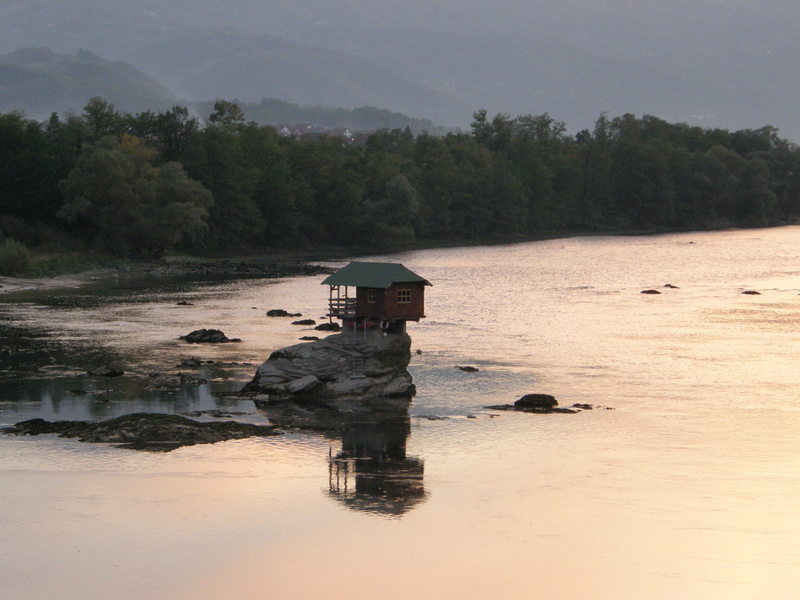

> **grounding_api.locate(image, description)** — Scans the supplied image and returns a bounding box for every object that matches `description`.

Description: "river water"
[2,228,800,599]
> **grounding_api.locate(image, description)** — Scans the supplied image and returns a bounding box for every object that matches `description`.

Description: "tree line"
[2,98,799,263]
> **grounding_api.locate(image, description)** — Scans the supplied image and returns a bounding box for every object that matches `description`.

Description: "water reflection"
[327,415,426,517]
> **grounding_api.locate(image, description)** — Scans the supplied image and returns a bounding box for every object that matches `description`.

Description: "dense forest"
[1,98,799,272]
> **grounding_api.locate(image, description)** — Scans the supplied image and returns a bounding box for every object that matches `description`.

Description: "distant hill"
[0,48,176,118]
[0,2,458,125]
[194,98,452,135]
[137,29,455,125]
[0,46,451,134]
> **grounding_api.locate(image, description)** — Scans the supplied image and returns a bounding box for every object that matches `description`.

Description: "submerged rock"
[485,393,570,414]
[86,365,124,377]
[742,290,761,295]
[3,413,280,451]
[244,331,415,412]
[177,357,203,368]
[180,329,241,343]
[182,409,250,418]
[456,365,479,372]
[291,319,316,326]
[147,371,207,389]
[267,309,302,317]
[640,289,661,295]
[314,322,341,331]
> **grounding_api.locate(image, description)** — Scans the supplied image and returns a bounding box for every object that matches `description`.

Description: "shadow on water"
[327,414,426,517]
[0,320,127,376]
[257,402,427,517]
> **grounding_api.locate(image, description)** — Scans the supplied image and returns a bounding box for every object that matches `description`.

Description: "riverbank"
[0,253,337,296]
[0,270,116,295]
[0,221,782,297]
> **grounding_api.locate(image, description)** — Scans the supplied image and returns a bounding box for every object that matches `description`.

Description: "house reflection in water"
[328,416,426,516]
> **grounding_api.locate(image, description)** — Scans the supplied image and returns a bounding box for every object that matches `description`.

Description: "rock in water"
[266,309,302,317]
[3,413,279,451]
[243,332,415,410]
[179,329,241,343]
[514,393,558,411]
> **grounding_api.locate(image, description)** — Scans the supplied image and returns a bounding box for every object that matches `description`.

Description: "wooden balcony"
[328,297,357,318]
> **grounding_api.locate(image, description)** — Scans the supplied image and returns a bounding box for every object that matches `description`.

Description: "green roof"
[321,261,431,288]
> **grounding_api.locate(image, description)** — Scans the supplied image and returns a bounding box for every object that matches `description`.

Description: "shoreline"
[0,270,119,295]
[1,223,790,297]
[0,255,337,297]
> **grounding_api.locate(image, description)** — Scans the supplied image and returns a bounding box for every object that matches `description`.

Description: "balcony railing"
[328,297,357,318]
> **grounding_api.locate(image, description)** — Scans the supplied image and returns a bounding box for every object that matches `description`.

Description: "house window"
[397,289,412,304]
[367,289,376,303]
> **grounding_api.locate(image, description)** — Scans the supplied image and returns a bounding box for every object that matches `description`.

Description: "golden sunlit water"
[3,227,800,599]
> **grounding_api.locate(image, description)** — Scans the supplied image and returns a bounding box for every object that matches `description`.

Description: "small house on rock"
[322,261,431,333]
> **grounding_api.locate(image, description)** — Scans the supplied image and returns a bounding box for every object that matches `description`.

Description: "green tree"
[59,135,213,258]
[208,100,246,130]
[81,97,126,140]
[361,174,420,248]
[734,158,776,226]
[182,125,264,249]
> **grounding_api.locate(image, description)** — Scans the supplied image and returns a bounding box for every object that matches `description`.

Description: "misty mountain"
[133,29,456,123]
[0,48,176,118]
[195,99,448,134]
[0,3,457,123]
[2,0,800,138]
[0,46,449,133]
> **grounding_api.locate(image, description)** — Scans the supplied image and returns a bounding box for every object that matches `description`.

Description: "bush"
[0,239,32,276]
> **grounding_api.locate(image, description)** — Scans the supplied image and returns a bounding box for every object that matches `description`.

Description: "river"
[2,227,800,599]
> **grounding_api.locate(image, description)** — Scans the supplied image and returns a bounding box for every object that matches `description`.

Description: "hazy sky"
[3,0,800,138]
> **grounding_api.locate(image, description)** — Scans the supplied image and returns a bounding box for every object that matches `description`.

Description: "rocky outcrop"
[243,331,415,412]
[3,413,280,451]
